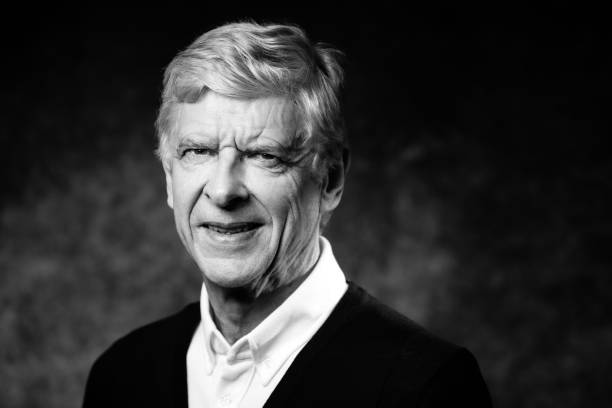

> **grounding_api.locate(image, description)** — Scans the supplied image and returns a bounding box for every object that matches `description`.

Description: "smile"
[201,222,262,236]
[197,222,263,248]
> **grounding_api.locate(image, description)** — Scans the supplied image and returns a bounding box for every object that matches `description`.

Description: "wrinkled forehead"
[173,92,299,147]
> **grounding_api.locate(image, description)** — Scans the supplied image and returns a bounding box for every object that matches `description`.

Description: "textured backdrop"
[1,8,610,407]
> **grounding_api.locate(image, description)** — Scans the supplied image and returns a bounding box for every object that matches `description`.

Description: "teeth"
[207,225,254,234]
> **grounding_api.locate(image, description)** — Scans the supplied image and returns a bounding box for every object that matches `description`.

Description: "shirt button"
[219,394,232,406]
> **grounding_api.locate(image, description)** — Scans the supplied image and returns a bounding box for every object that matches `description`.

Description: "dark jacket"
[83,283,492,407]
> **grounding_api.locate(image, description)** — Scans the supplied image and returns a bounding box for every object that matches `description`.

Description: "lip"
[197,221,264,246]
[201,221,263,232]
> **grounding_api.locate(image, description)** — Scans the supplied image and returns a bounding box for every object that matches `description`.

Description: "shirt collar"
[199,236,347,385]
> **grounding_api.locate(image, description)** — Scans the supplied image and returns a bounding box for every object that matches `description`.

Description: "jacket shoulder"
[99,302,199,362]
[341,285,492,407]
[274,283,492,407]
[341,283,460,358]
[82,302,200,408]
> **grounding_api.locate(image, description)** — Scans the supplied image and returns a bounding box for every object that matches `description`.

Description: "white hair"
[155,21,346,177]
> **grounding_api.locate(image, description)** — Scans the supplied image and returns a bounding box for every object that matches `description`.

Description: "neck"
[204,240,321,344]
[205,273,308,344]
[205,241,321,344]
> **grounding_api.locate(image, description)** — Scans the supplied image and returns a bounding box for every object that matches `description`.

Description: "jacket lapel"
[154,303,201,408]
[263,283,362,408]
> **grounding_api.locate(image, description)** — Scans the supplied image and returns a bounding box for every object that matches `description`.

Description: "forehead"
[175,92,297,145]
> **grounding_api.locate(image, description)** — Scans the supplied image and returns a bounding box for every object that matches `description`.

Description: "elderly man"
[83,22,492,407]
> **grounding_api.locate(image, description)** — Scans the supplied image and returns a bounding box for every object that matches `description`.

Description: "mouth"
[201,222,263,235]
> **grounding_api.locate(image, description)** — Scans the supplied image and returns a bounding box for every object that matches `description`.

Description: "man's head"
[156,22,348,297]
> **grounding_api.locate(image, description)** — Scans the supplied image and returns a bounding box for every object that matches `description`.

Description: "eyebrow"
[175,128,305,156]
[174,136,216,155]
[175,131,217,145]
[245,139,286,150]
[245,138,308,159]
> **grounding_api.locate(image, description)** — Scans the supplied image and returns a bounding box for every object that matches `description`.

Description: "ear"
[162,160,174,209]
[320,148,350,215]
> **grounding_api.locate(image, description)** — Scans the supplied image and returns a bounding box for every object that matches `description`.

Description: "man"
[83,21,492,407]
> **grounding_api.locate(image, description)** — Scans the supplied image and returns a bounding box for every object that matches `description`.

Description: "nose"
[204,148,249,208]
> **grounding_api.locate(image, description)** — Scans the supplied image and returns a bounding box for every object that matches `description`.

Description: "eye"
[246,151,282,166]
[178,147,218,165]
[255,152,277,161]
[182,148,216,158]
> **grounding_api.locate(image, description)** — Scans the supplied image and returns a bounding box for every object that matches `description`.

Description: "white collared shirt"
[187,236,348,408]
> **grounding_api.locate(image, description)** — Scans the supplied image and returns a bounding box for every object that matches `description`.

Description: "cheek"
[171,168,205,218]
[272,175,321,231]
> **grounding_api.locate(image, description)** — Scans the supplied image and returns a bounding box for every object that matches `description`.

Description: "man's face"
[164,91,326,295]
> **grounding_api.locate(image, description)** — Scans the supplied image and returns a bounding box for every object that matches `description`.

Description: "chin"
[198,258,268,290]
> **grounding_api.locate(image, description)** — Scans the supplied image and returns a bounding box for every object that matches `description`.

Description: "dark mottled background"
[1,7,610,408]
